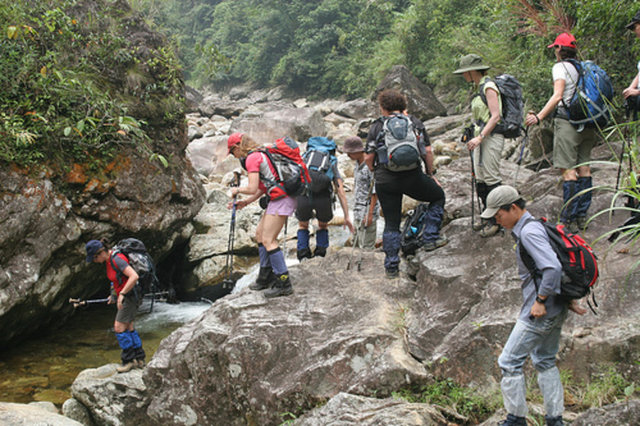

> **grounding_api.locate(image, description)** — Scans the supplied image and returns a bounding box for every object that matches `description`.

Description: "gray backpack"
[378,114,421,172]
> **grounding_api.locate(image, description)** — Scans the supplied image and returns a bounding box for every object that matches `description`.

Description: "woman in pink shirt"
[227,133,296,298]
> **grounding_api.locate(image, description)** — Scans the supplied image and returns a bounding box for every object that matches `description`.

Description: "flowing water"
[0,300,210,406]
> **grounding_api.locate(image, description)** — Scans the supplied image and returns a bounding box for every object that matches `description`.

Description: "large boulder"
[185,135,228,177]
[572,399,640,425]
[372,65,447,121]
[0,402,82,426]
[230,107,326,143]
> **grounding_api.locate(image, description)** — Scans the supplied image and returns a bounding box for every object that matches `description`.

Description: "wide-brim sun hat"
[547,32,577,48]
[452,54,490,74]
[480,185,521,219]
[342,136,364,153]
[626,10,640,30]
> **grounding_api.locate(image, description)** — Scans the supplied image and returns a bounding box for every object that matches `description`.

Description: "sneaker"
[313,246,327,257]
[134,359,146,369]
[576,216,588,230]
[473,218,487,231]
[264,273,293,298]
[422,235,448,252]
[116,361,136,373]
[250,267,275,291]
[479,223,501,238]
[498,413,527,426]
[385,269,399,279]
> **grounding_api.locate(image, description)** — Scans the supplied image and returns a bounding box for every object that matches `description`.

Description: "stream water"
[0,299,210,406]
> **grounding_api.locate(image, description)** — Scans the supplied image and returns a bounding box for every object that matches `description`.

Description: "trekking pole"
[614,100,637,216]
[514,127,528,186]
[461,126,481,231]
[69,297,110,309]
[283,217,288,260]
[222,172,241,290]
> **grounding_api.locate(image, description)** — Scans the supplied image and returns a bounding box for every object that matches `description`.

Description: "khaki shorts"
[553,118,598,170]
[115,293,138,324]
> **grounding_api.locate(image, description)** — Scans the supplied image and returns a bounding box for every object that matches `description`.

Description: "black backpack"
[479,74,524,139]
[400,203,430,256]
[109,238,158,300]
[519,217,599,312]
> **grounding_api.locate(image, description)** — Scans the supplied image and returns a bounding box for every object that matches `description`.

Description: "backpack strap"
[516,217,543,293]
[560,59,582,111]
[109,252,126,287]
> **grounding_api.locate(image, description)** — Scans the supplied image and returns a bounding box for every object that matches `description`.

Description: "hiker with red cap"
[226,133,297,298]
[524,32,599,234]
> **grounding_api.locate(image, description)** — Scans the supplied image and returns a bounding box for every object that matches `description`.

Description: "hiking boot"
[576,216,588,230]
[473,218,487,231]
[134,359,146,369]
[385,268,399,279]
[296,248,312,261]
[116,361,136,373]
[545,415,563,426]
[422,235,448,252]
[250,267,275,291]
[498,413,527,426]
[264,273,293,298]
[313,246,327,257]
[479,223,501,238]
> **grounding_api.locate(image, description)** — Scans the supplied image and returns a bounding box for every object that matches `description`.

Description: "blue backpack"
[304,137,337,193]
[564,59,613,129]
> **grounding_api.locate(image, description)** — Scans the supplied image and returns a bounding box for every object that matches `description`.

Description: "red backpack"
[260,137,311,201]
[519,217,599,313]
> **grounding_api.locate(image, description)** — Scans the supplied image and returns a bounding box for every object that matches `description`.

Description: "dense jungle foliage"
[131,0,640,108]
[0,0,182,169]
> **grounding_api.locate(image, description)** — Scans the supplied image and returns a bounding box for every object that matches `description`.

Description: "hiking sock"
[128,330,146,361]
[296,229,310,251]
[561,180,578,224]
[315,229,329,249]
[421,203,445,244]
[575,176,593,219]
[382,231,401,272]
[258,243,271,268]
[115,332,135,364]
[476,181,488,208]
[267,248,288,276]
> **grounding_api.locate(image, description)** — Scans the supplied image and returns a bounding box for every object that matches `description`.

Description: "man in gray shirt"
[481,185,585,426]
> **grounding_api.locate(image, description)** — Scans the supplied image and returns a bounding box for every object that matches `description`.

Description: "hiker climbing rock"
[524,33,602,234]
[85,239,146,373]
[295,136,354,260]
[365,89,446,278]
[227,133,307,298]
[481,185,586,426]
[343,136,379,250]
[454,54,522,237]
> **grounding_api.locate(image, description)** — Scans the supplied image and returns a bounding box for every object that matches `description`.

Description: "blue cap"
[85,240,104,263]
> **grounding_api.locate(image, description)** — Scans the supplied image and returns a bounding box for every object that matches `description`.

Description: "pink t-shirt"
[245,151,277,192]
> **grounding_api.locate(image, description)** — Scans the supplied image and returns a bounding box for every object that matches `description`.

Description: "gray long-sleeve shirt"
[512,211,564,321]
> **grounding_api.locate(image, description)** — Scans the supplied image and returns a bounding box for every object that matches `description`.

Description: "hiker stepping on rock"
[228,133,309,298]
[295,137,354,260]
[365,89,446,278]
[454,54,517,238]
[525,33,608,234]
[481,185,587,426]
[85,239,146,373]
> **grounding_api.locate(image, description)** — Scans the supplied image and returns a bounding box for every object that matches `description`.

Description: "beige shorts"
[553,118,598,170]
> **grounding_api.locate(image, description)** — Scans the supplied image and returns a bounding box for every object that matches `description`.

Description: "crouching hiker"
[365,89,446,278]
[343,136,379,250]
[85,239,145,373]
[227,133,295,298]
[481,185,586,426]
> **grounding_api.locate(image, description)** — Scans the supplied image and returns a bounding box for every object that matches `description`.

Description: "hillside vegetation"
[131,0,640,108]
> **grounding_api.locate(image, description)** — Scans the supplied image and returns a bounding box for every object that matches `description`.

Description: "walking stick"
[347,176,375,271]
[615,99,638,217]
[222,172,241,289]
[283,217,288,260]
[461,126,481,230]
[69,297,110,309]
[514,127,529,185]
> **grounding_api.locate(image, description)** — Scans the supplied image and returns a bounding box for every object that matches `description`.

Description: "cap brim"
[480,206,499,219]
[86,254,94,263]
[626,20,639,29]
[546,42,555,48]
